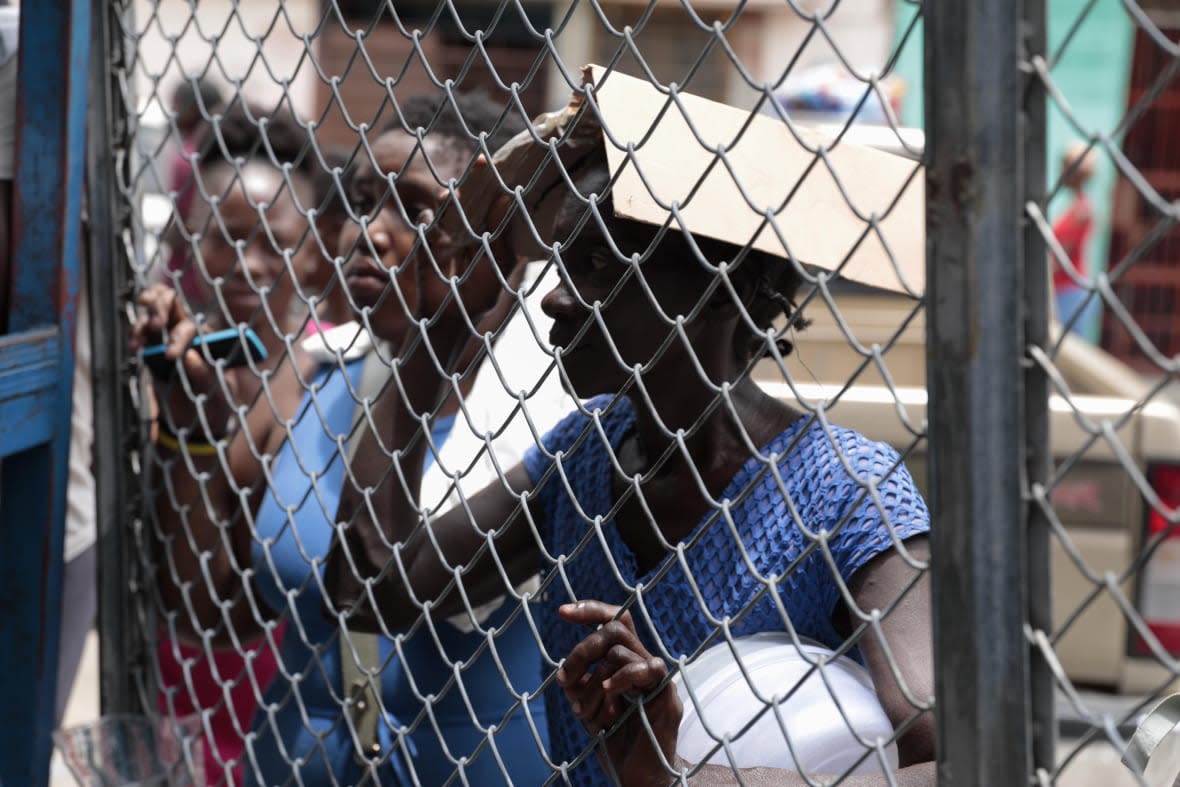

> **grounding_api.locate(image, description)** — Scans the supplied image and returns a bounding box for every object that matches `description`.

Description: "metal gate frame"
[0,2,91,785]
[87,0,146,722]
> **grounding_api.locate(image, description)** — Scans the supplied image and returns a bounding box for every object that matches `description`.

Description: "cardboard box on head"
[447,65,925,296]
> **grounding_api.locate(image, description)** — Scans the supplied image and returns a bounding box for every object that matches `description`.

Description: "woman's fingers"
[132,285,171,346]
[563,641,642,711]
[600,655,669,696]
[557,600,675,736]
[556,601,684,783]
[564,670,607,724]
[132,284,199,359]
[569,654,675,737]
[166,318,199,360]
[557,601,645,685]
[558,619,647,689]
[558,600,628,627]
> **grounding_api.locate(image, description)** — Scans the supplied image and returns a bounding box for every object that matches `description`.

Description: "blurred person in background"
[1052,141,1101,339]
[137,100,321,785]
[0,0,99,731]
[164,76,224,302]
[134,91,569,785]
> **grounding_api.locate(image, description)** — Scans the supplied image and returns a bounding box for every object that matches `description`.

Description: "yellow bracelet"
[154,428,220,457]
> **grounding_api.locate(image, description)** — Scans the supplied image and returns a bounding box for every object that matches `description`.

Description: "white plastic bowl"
[672,633,899,777]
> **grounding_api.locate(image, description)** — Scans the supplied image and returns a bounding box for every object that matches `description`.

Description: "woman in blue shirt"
[137,93,553,785]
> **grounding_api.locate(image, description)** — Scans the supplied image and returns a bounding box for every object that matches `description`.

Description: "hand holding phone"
[141,326,268,380]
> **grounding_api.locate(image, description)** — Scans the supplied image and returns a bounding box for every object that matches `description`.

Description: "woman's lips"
[219,280,267,307]
[549,324,589,355]
[344,257,391,303]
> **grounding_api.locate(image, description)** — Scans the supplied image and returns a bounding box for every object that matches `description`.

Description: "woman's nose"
[363,224,394,260]
[541,283,578,320]
[241,244,276,280]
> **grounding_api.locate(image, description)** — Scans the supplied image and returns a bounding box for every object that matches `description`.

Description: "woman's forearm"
[152,445,261,645]
[328,328,454,629]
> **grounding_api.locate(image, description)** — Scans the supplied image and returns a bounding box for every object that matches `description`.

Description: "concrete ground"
[1057,739,1148,787]
[51,632,1164,786]
[51,629,100,787]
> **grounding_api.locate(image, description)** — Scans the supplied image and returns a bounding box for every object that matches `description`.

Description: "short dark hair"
[196,101,319,188]
[171,77,224,119]
[384,91,527,157]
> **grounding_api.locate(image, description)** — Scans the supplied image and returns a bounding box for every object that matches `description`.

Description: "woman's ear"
[706,286,739,317]
[705,270,756,319]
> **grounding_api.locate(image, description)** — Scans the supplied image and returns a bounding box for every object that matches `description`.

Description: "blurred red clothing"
[158,623,285,786]
[1052,192,1094,291]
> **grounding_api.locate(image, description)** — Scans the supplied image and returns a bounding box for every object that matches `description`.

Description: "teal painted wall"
[891,0,1134,342]
[892,2,923,131]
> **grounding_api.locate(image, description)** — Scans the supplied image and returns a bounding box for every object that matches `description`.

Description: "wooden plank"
[0,327,58,401]
[0,326,59,458]
[0,393,55,459]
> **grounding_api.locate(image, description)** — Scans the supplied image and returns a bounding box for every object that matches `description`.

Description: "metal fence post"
[0,1,91,784]
[926,0,1037,783]
[87,0,144,717]
[1019,0,1056,778]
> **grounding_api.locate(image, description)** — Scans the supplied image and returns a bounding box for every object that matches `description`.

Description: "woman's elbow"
[896,709,936,767]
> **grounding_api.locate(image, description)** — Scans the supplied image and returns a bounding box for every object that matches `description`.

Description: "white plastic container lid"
[672,632,899,778]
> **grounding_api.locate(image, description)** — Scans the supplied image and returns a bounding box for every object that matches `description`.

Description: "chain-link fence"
[80,0,1179,785]
[1024,0,1180,785]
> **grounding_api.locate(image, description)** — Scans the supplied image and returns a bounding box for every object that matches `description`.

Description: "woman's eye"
[409,204,429,223]
[349,191,373,217]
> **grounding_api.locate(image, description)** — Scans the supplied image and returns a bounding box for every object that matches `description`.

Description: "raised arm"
[133,284,273,647]
[327,349,544,632]
[325,184,545,632]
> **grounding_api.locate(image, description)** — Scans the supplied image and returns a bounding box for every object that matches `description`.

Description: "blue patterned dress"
[523,394,931,786]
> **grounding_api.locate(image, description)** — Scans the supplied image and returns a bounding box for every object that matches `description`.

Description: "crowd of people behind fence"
[0,0,1146,781]
[0,5,1105,777]
[127,73,937,787]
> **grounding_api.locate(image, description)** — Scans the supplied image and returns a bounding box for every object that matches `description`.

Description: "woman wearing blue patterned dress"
[329,141,936,785]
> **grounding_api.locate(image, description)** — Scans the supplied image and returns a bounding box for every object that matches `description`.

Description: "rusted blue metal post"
[0,0,91,784]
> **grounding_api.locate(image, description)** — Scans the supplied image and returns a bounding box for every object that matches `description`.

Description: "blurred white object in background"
[673,633,899,777]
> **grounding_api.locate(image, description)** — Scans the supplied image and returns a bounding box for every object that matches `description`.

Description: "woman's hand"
[557,600,683,787]
[130,283,198,360]
[417,171,522,349]
[130,284,239,438]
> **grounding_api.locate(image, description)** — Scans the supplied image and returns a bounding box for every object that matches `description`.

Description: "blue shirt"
[248,358,549,786]
[523,394,931,786]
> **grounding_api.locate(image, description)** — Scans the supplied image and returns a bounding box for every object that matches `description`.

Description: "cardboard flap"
[449,65,925,295]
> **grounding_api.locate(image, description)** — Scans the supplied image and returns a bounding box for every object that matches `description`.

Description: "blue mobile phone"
[141,327,268,379]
